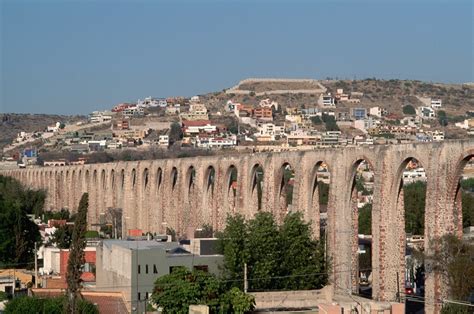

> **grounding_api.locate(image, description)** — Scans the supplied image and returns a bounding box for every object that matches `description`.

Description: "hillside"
[0,114,83,151]
[200,78,473,117]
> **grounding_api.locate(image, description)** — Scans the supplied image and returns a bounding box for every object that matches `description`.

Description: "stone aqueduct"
[2,139,473,308]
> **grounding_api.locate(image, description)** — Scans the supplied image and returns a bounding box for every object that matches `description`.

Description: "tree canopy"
[4,295,98,314]
[424,235,474,313]
[66,193,89,312]
[151,267,255,314]
[217,212,328,291]
[0,175,43,268]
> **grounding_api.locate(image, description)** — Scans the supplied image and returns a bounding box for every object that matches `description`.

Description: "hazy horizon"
[1,0,473,115]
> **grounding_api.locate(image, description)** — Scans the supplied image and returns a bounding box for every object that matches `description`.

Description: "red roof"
[182,120,211,127]
[31,289,128,314]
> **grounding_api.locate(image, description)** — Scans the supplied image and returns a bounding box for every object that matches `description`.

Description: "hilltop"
[200,78,473,117]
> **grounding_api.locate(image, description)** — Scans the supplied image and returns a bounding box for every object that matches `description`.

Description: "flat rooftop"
[102,240,179,251]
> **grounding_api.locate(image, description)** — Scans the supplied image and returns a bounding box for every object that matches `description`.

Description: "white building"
[417,106,436,119]
[123,106,145,117]
[369,106,382,118]
[321,94,335,107]
[89,111,113,123]
[158,135,169,147]
[196,136,237,149]
[257,123,285,137]
[430,99,442,109]
[47,122,61,133]
[403,168,427,183]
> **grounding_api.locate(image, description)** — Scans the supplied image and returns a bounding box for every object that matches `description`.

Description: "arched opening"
[349,159,375,298]
[206,166,216,195]
[227,166,238,213]
[250,164,264,212]
[171,167,178,190]
[451,155,474,238]
[397,157,427,308]
[187,166,196,192]
[120,169,125,190]
[278,163,295,222]
[101,169,106,190]
[156,168,163,191]
[110,169,115,188]
[308,162,331,239]
[143,168,149,190]
[131,169,136,188]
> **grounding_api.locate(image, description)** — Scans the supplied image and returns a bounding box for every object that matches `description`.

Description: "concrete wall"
[2,139,474,313]
[96,240,223,312]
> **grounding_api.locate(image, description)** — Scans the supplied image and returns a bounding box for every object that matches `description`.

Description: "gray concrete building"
[95,238,223,313]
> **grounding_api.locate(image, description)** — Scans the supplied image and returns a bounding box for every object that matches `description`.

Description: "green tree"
[4,296,98,314]
[66,193,89,313]
[217,212,329,292]
[50,224,74,249]
[358,203,372,235]
[217,214,248,289]
[403,104,416,115]
[151,267,254,314]
[278,212,327,290]
[310,116,322,125]
[152,267,218,313]
[321,114,339,131]
[220,287,256,313]
[438,110,448,126]
[461,178,474,228]
[245,212,280,290]
[425,235,474,312]
[4,296,45,314]
[169,122,183,143]
[0,176,42,268]
[404,181,426,235]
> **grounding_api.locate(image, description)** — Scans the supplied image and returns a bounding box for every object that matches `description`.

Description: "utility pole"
[396,272,400,302]
[244,263,248,293]
[34,242,38,288]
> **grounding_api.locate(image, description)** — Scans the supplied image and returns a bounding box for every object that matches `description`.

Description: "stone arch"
[143,168,149,190]
[101,169,106,190]
[448,152,474,238]
[225,165,238,215]
[110,169,115,189]
[249,163,264,213]
[186,165,196,193]
[204,165,216,196]
[276,162,295,223]
[156,167,163,191]
[120,169,125,191]
[170,167,178,190]
[203,165,216,231]
[393,156,428,303]
[131,168,137,189]
[348,158,376,296]
[307,161,331,238]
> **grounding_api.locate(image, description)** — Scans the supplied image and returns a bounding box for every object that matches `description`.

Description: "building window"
[193,265,209,272]
[138,292,141,301]
[145,292,149,300]
[153,264,158,274]
[138,265,141,274]
[146,264,148,274]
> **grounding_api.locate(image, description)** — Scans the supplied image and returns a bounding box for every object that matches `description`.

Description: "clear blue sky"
[1,0,472,115]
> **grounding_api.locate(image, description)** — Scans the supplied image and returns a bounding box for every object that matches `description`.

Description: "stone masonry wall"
[2,139,473,312]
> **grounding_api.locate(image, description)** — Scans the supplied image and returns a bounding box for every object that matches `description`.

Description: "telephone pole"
[34,242,38,288]
[244,263,248,293]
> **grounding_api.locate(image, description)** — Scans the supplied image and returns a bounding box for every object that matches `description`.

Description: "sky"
[1,0,473,115]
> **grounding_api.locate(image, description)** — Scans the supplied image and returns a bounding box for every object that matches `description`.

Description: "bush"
[403,104,416,115]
